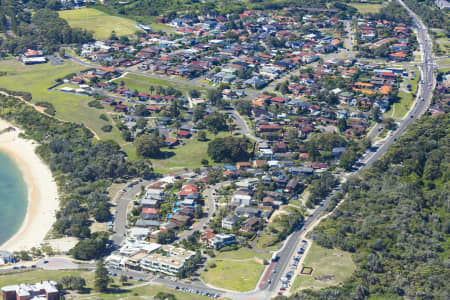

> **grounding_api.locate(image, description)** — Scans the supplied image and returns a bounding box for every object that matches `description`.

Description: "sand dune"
[0,119,59,252]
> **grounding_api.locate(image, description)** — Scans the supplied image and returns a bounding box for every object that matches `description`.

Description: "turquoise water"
[0,151,28,246]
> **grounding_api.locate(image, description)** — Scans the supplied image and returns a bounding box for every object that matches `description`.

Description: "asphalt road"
[111,179,153,246]
[178,181,230,240]
[261,2,436,296]
[49,5,436,298]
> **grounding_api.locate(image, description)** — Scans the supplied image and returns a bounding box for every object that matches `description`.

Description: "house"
[165,137,179,147]
[142,208,159,220]
[285,179,300,193]
[236,162,252,169]
[253,160,267,168]
[209,233,237,249]
[235,206,260,218]
[231,190,252,206]
[332,147,346,158]
[176,130,192,138]
[169,214,191,228]
[240,217,262,232]
[200,229,216,247]
[222,215,240,230]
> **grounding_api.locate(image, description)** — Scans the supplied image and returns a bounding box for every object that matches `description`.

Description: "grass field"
[0,60,124,144]
[348,3,385,13]
[385,67,419,119]
[0,270,94,287]
[215,247,271,260]
[78,284,213,300]
[437,58,450,66]
[59,8,141,40]
[290,242,356,292]
[201,259,265,292]
[127,131,230,173]
[0,269,211,300]
[117,73,211,97]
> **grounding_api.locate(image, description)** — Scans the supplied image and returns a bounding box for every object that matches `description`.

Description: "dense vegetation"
[403,0,450,34]
[290,114,449,299]
[207,136,251,163]
[100,0,357,20]
[0,94,153,257]
[0,2,93,55]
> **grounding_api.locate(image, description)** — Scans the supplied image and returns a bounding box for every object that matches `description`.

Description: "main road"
[265,0,436,297]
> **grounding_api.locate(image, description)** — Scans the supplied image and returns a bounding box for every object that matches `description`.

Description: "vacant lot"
[385,67,419,119]
[215,247,271,260]
[201,259,265,292]
[290,242,356,292]
[117,73,211,97]
[0,60,123,143]
[59,8,141,40]
[348,3,385,13]
[137,131,230,173]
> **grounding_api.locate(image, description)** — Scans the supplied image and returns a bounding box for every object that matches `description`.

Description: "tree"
[119,275,128,285]
[197,130,207,141]
[94,258,110,292]
[339,150,358,171]
[371,106,382,123]
[60,276,86,291]
[189,89,201,98]
[207,136,250,163]
[157,229,176,244]
[135,134,165,158]
[382,117,397,130]
[337,118,347,132]
[207,89,223,107]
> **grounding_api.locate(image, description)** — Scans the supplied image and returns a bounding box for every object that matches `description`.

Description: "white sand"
[0,119,59,252]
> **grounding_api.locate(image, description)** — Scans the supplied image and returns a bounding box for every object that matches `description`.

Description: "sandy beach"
[0,119,59,252]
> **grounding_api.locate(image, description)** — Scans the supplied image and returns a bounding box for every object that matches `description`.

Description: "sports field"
[0,60,123,143]
[59,8,141,40]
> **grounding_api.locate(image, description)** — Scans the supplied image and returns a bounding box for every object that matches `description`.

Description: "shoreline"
[0,119,59,252]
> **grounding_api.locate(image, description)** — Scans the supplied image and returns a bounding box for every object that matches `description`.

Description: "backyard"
[290,242,356,292]
[0,60,124,144]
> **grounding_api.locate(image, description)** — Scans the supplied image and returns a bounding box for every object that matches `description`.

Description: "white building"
[140,245,195,276]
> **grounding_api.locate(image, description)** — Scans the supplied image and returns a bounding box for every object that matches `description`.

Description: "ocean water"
[0,151,28,246]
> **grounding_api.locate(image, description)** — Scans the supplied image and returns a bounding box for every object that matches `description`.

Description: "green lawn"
[0,269,212,300]
[437,58,450,66]
[215,247,271,260]
[0,60,124,144]
[201,259,265,292]
[118,73,211,97]
[385,68,419,119]
[348,3,385,13]
[139,131,230,173]
[78,284,213,300]
[59,8,142,40]
[290,242,356,292]
[0,270,94,287]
